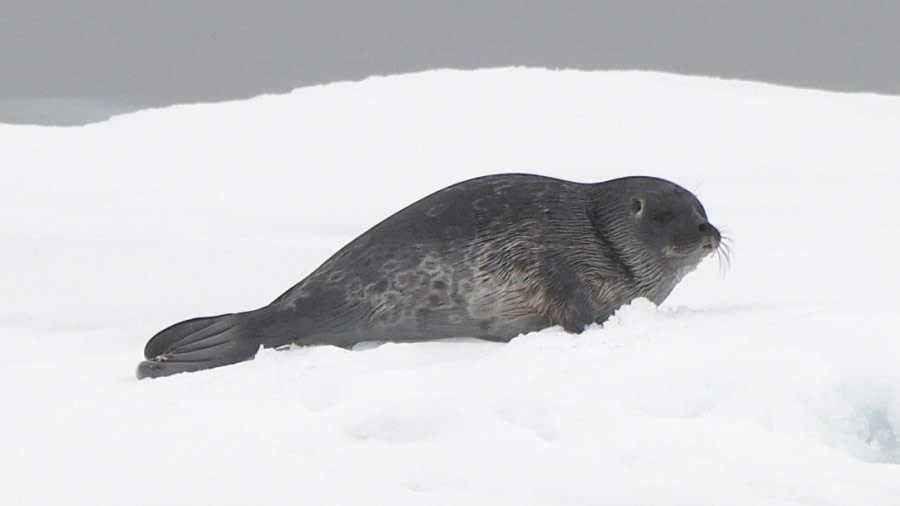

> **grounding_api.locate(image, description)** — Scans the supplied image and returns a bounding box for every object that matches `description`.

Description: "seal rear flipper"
[137,313,264,379]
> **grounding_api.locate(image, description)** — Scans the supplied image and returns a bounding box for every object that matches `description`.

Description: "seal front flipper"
[137,311,270,379]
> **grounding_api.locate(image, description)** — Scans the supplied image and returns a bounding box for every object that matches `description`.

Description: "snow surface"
[2,68,900,505]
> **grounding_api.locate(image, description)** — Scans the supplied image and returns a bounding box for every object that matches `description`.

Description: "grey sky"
[3,1,899,125]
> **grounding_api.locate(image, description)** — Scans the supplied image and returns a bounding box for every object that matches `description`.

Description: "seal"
[137,174,724,378]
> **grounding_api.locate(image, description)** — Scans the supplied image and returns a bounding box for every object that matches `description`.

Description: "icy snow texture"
[2,69,900,505]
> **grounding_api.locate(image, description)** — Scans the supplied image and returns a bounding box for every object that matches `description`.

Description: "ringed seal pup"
[138,173,724,378]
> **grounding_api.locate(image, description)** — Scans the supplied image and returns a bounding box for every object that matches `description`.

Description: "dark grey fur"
[137,174,721,378]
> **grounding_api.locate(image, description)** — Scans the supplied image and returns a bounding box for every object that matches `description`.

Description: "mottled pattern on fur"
[139,174,722,378]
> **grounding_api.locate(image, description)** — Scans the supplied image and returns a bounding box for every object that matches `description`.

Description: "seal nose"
[698,222,721,250]
[698,222,720,238]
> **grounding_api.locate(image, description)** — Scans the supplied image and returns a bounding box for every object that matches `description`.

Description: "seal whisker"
[715,234,734,274]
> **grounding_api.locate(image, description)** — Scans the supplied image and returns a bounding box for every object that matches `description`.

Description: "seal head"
[626,178,721,283]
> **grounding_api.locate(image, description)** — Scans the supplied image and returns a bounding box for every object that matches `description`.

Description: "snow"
[2,68,900,505]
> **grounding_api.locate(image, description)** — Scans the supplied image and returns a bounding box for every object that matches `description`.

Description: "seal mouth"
[666,235,718,258]
[700,235,718,252]
[666,233,732,274]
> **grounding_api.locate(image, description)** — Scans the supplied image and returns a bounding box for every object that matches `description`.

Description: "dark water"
[0,98,135,126]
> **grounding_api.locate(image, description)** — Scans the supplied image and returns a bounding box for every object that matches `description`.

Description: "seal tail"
[136,309,276,379]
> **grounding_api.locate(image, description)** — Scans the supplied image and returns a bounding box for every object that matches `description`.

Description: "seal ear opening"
[630,197,645,218]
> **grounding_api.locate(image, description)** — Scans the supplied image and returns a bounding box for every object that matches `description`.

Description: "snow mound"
[2,69,899,505]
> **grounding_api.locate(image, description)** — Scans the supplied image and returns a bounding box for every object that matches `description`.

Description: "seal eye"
[652,211,675,224]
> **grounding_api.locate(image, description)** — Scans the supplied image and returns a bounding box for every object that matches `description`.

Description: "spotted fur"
[138,174,722,378]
